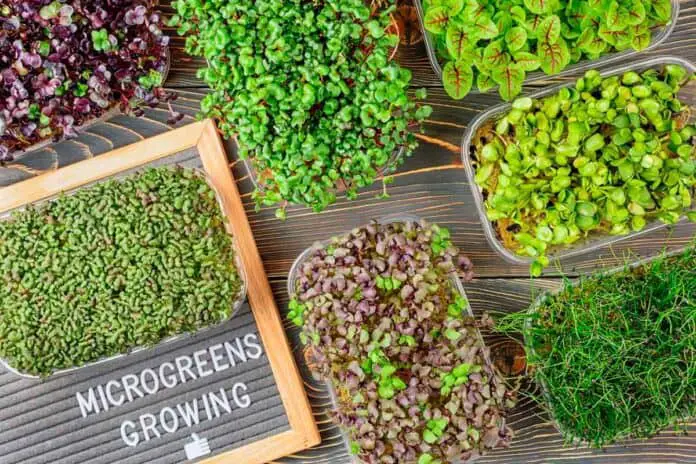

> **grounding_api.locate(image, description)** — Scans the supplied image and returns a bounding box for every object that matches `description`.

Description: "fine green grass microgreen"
[472,65,696,276]
[496,246,696,446]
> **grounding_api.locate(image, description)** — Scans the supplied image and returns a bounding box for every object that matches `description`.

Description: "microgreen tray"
[461,55,696,266]
[0,159,248,379]
[523,246,692,445]
[287,214,499,464]
[414,0,679,86]
[8,48,171,162]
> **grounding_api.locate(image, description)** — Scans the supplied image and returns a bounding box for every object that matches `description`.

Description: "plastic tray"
[287,214,499,464]
[461,55,696,266]
[7,48,171,162]
[524,246,691,445]
[414,0,679,85]
[0,160,248,379]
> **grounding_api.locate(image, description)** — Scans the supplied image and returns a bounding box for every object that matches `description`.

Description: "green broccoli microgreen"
[170,0,431,216]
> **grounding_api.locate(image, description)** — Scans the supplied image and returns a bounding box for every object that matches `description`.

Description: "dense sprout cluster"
[290,220,514,463]
[0,167,243,376]
[497,247,696,446]
[170,0,431,216]
[472,65,696,275]
[0,0,175,163]
[423,0,672,100]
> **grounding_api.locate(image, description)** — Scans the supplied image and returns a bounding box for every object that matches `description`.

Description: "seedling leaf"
[476,72,496,92]
[652,0,672,23]
[513,51,541,71]
[442,0,465,16]
[631,33,650,50]
[577,28,607,55]
[505,26,528,52]
[492,65,525,101]
[538,38,569,75]
[523,0,553,15]
[482,39,509,69]
[626,0,646,26]
[424,6,451,34]
[443,61,474,99]
[446,25,476,59]
[473,15,499,39]
[537,15,561,44]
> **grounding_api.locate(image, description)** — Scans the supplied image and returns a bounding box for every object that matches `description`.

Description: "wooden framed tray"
[0,120,320,464]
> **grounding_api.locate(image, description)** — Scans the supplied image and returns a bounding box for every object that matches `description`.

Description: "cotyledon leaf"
[598,24,632,48]
[424,6,451,34]
[631,33,650,50]
[538,38,570,75]
[537,15,561,44]
[482,39,510,69]
[442,61,474,99]
[524,0,554,15]
[513,51,541,71]
[626,0,646,26]
[577,28,608,55]
[472,15,499,39]
[442,0,465,16]
[525,15,544,36]
[462,0,487,22]
[446,25,477,59]
[652,0,672,22]
[492,65,525,101]
[510,5,526,24]
[505,26,527,52]
[477,72,497,92]
[605,1,628,32]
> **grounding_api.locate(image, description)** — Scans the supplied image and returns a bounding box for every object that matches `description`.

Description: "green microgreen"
[422,0,672,100]
[170,0,431,216]
[0,167,243,377]
[423,417,449,444]
[496,246,696,446]
[418,453,442,464]
[472,65,696,275]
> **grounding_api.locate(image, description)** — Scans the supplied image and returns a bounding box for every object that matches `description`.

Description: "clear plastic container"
[7,48,171,162]
[287,214,501,464]
[0,159,248,379]
[461,56,696,266]
[414,0,679,85]
[523,246,691,445]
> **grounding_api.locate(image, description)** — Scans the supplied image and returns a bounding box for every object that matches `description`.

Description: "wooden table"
[2,1,695,462]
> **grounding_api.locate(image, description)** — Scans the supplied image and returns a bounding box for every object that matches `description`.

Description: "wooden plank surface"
[1,0,695,462]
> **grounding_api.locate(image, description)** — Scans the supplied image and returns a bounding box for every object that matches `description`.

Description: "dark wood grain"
[1,0,695,462]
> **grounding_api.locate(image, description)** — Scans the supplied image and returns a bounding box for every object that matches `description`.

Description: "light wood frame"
[0,120,321,463]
